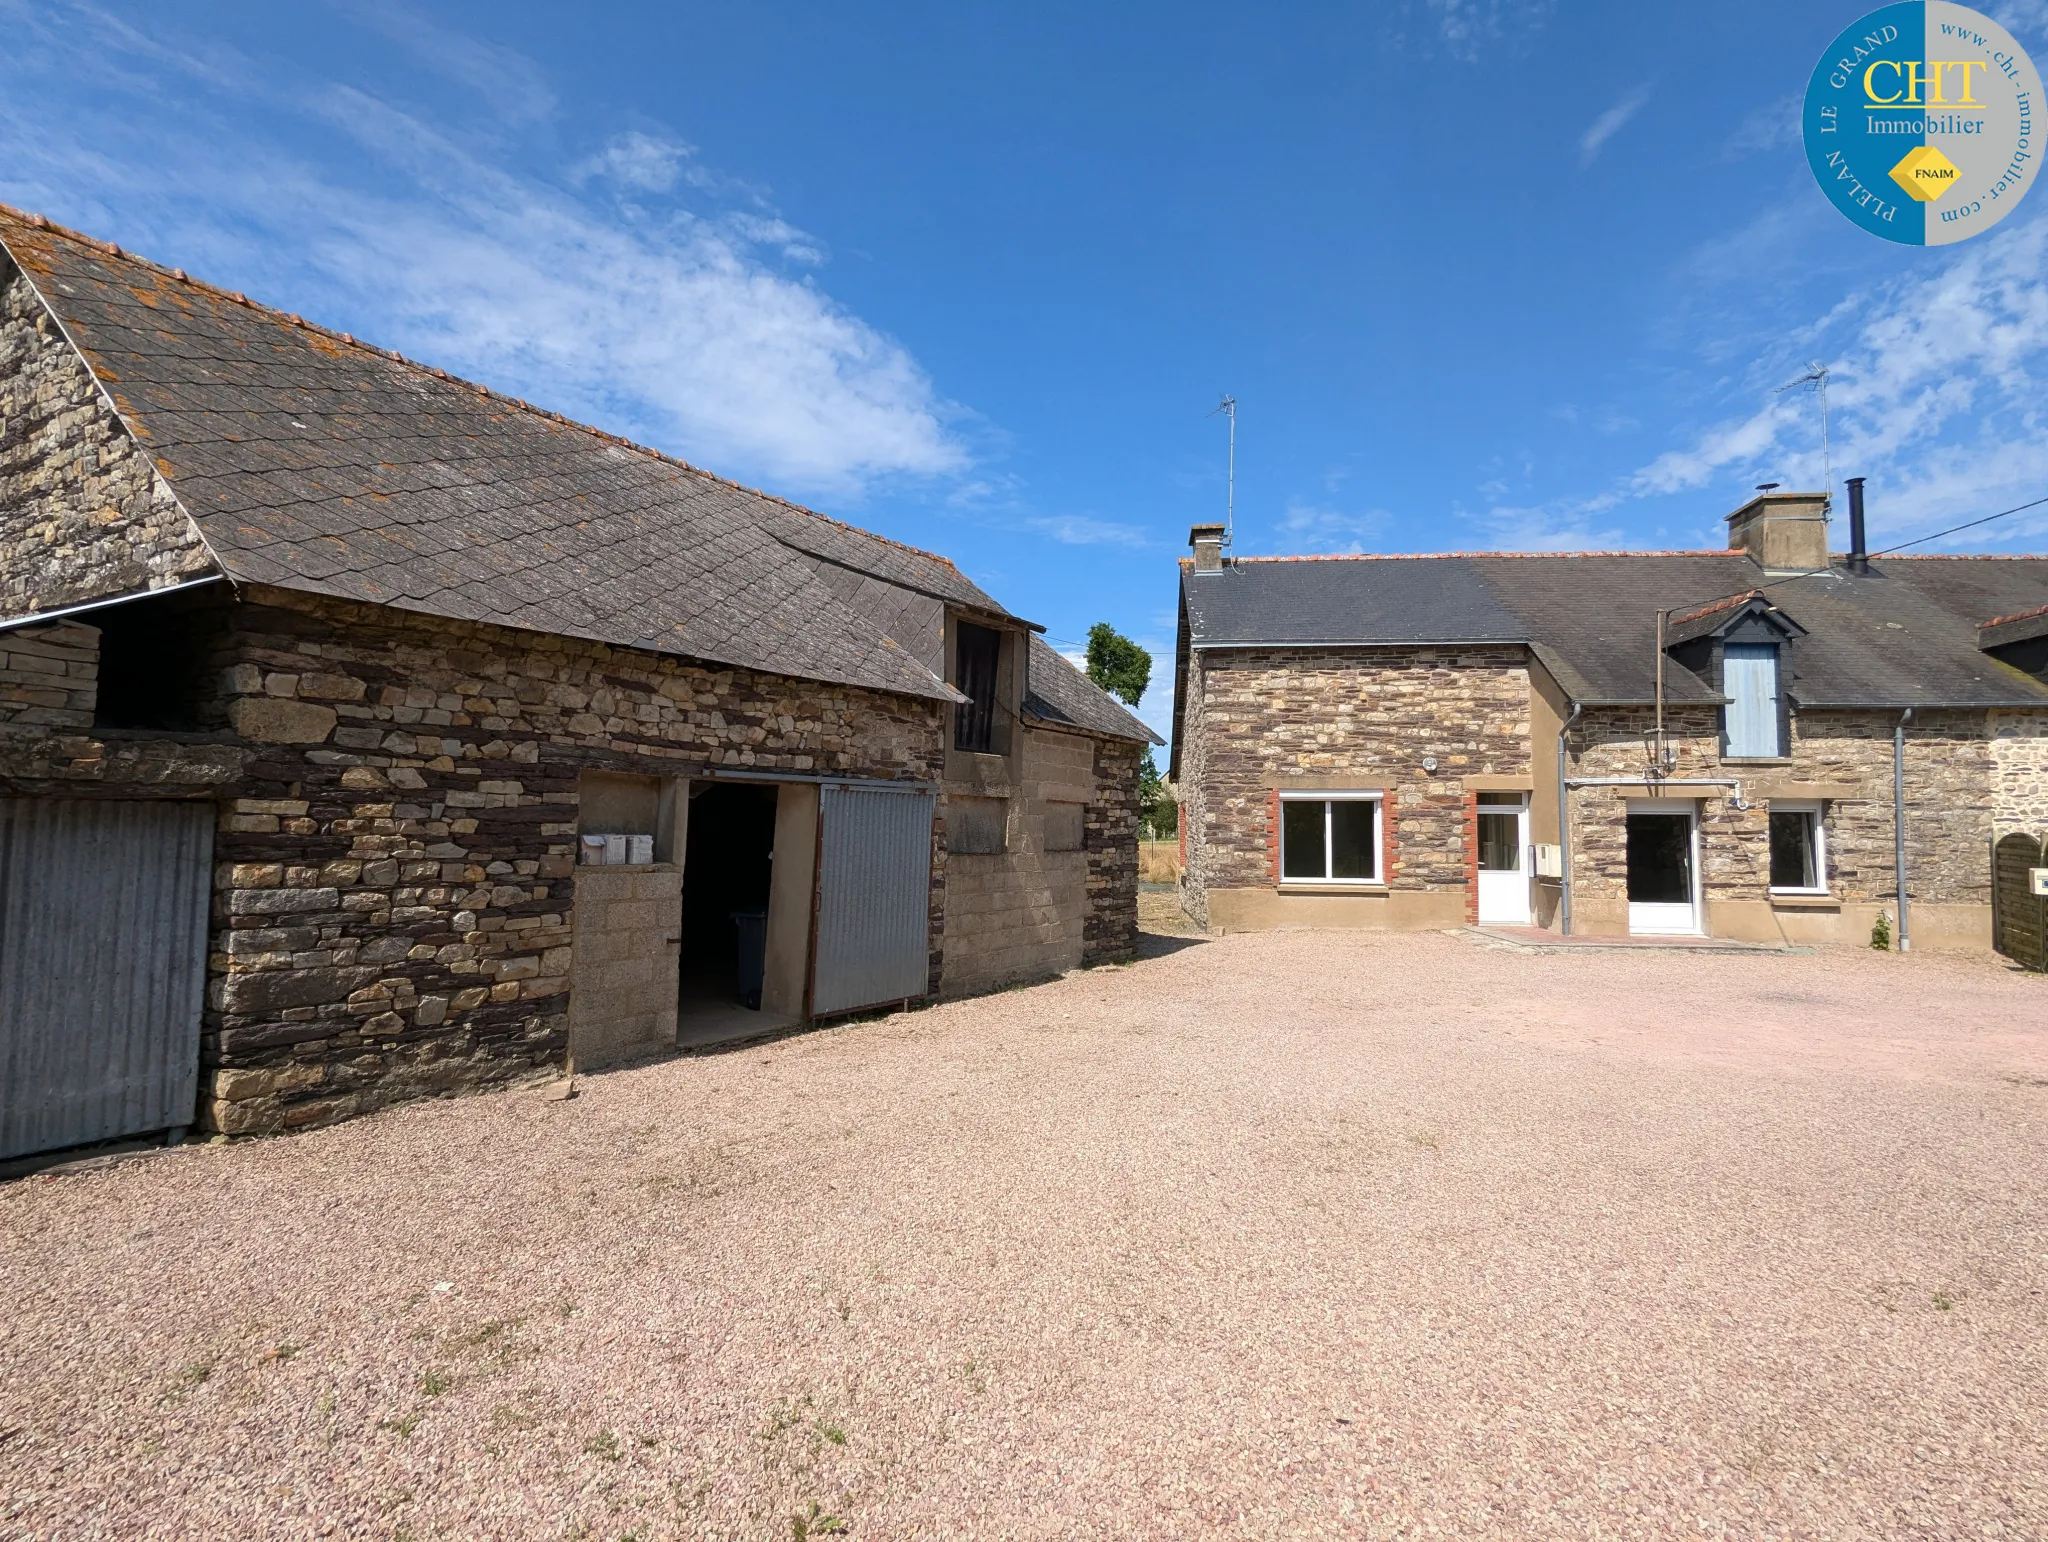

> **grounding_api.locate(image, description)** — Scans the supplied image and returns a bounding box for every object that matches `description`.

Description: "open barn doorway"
[677,781,818,1048]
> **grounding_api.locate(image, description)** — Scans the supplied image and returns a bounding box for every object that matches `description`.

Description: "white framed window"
[1767,800,1827,894]
[1279,791,1383,885]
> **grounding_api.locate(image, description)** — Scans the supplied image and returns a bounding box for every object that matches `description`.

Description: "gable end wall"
[1,252,211,616]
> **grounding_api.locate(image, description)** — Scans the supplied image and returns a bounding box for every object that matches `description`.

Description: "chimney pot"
[1189,523,1227,573]
[1846,477,1868,572]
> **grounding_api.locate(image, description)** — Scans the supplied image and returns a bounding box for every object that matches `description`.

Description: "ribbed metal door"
[811,785,935,1017]
[0,800,213,1159]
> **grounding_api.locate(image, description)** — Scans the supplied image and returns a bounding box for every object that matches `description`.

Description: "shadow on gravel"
[1135,932,1208,960]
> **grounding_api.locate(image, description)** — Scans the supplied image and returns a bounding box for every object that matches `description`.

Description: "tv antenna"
[1208,394,1237,546]
[1776,362,1831,512]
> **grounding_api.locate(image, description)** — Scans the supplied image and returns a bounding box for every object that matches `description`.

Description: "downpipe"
[1894,708,1914,952]
[1558,701,1583,936]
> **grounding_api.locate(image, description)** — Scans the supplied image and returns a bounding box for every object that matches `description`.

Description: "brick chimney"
[1726,491,1829,572]
[1189,523,1227,572]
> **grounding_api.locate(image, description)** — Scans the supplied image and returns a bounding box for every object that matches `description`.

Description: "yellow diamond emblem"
[1889,144,1960,202]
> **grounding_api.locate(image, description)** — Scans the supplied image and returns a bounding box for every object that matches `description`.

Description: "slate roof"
[1022,635,1161,745]
[1180,551,2048,710]
[0,205,1030,705]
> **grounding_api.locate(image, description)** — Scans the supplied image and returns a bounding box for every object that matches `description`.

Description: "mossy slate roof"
[1,206,1026,708]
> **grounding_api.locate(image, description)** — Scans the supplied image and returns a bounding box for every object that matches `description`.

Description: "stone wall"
[0,255,212,615]
[1991,710,2048,835]
[1,584,946,1135]
[1082,735,1143,966]
[1179,645,1532,925]
[1565,706,2014,913]
[0,619,96,726]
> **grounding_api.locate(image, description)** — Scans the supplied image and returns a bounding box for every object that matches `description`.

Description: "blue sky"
[5,0,2048,743]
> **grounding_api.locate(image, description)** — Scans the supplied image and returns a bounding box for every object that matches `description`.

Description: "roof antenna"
[1208,394,1237,548]
[1776,363,1830,514]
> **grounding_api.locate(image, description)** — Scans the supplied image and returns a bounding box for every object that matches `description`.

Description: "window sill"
[1768,892,1838,910]
[1278,883,1389,895]
[1723,757,1794,767]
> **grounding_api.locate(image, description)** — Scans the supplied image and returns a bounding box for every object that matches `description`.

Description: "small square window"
[1044,802,1085,852]
[1768,803,1826,893]
[1279,794,1381,885]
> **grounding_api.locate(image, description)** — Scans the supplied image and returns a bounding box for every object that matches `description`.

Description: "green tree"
[1083,624,1170,838]
[1084,622,1151,707]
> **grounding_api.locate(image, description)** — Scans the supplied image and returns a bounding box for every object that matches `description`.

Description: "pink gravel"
[3,928,2047,1540]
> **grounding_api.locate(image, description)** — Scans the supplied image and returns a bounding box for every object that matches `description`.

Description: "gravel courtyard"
[4,929,2046,1541]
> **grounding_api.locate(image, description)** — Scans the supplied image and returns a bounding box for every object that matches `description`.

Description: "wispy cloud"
[1420,0,1555,62]
[1623,209,2048,548]
[1026,515,1148,547]
[573,130,704,194]
[333,0,558,125]
[0,2,968,499]
[1580,83,1652,167]
[1723,93,1801,158]
[1264,498,1393,555]
[1473,502,1628,552]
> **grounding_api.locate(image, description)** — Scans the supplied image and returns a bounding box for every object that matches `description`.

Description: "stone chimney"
[1726,492,1829,572]
[1189,523,1226,572]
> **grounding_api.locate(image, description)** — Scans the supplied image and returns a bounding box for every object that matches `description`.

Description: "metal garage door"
[811,784,935,1017]
[0,800,214,1160]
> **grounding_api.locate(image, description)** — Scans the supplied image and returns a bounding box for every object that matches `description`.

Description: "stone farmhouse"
[1171,494,2048,950]
[0,206,1156,1161]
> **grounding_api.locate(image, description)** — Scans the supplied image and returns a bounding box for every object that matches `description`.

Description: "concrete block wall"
[568,864,682,1069]
[0,619,97,726]
[939,723,1096,996]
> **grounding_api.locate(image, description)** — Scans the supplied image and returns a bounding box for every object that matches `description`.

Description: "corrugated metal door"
[0,800,213,1159]
[811,784,935,1017]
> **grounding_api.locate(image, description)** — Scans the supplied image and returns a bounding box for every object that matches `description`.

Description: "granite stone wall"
[1565,705,2025,910]
[1082,735,1143,966]
[1178,645,1533,918]
[0,619,96,727]
[0,585,947,1135]
[0,255,212,615]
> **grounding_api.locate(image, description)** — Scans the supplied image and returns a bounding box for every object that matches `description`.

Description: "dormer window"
[1723,643,1783,758]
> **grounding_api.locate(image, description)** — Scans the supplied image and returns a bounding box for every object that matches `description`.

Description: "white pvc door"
[1626,800,1700,935]
[1476,795,1531,925]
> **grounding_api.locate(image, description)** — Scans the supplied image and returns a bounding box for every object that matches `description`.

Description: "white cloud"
[574,131,702,194]
[1026,515,1148,547]
[1478,503,1628,552]
[1580,83,1652,167]
[1724,93,1801,158]
[334,0,558,125]
[1623,209,2048,549]
[0,3,968,499]
[1422,0,1555,61]
[1270,498,1391,554]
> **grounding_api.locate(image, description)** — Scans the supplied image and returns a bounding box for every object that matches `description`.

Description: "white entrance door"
[1626,799,1700,935]
[1476,793,1531,925]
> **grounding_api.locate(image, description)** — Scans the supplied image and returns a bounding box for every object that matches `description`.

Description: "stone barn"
[0,206,1155,1159]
